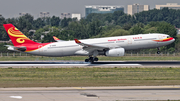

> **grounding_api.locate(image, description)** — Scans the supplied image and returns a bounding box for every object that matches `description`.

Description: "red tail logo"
[53,36,60,41]
[3,24,37,46]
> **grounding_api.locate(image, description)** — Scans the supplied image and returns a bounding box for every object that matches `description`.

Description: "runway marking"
[10,96,22,99]
[163,86,180,88]
[73,87,86,90]
[0,64,142,67]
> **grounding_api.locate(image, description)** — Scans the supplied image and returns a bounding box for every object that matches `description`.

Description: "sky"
[0,0,180,19]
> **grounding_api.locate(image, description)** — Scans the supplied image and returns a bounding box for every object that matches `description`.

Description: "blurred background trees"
[0,8,180,52]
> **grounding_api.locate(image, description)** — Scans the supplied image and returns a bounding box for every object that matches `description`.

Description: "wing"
[74,39,109,52]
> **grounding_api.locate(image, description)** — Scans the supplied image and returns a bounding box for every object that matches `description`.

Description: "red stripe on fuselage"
[16,42,51,52]
[161,37,174,42]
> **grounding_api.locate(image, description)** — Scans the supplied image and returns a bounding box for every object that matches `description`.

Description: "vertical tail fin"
[3,24,37,46]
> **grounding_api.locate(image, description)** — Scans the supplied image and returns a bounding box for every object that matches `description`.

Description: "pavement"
[1,61,180,68]
[0,86,180,101]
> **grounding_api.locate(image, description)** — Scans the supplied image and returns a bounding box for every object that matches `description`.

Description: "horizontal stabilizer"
[4,45,26,52]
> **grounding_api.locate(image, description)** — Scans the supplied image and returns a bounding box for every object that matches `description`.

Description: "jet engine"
[105,48,125,57]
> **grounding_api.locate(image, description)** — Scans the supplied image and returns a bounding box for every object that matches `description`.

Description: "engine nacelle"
[105,48,125,57]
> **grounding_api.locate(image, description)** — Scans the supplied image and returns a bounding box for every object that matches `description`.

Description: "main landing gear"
[85,50,99,63]
[157,47,160,54]
[85,56,98,63]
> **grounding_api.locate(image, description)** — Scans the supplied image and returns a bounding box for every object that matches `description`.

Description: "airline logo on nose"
[8,27,30,43]
[153,37,174,42]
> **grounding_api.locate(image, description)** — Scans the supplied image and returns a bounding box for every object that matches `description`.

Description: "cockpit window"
[167,36,170,38]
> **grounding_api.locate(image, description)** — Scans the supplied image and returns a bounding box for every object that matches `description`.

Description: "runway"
[0,62,180,100]
[0,61,180,67]
[0,86,180,101]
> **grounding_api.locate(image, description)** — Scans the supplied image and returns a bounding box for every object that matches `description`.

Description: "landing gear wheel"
[89,57,94,63]
[85,57,94,63]
[85,56,99,63]
[94,57,98,61]
[89,57,93,61]
[157,51,160,54]
[85,59,89,62]
[157,47,161,54]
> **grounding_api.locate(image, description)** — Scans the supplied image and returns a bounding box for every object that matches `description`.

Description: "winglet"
[74,39,81,43]
[53,36,60,41]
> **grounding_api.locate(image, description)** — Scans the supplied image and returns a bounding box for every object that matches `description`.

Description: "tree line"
[0,7,179,52]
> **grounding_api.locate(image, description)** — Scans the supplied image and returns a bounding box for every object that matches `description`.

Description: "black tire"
[85,59,89,62]
[94,58,98,61]
[89,57,93,60]
[89,57,94,63]
[157,51,160,54]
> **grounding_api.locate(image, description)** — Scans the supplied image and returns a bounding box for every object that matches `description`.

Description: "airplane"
[3,24,175,63]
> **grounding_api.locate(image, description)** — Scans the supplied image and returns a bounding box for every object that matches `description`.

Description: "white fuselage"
[28,33,175,57]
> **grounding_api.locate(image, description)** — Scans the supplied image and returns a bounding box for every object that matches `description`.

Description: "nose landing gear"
[157,47,160,54]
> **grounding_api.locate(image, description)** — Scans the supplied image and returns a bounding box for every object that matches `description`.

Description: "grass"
[0,67,180,87]
[0,56,180,61]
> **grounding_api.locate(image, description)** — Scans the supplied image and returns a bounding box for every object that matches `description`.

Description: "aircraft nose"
[172,37,175,42]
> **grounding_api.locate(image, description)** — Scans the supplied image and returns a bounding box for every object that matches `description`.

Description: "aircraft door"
[158,35,163,44]
[158,35,163,40]
[38,45,43,55]
[127,37,132,44]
